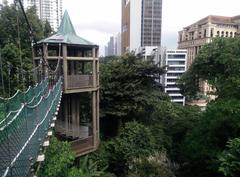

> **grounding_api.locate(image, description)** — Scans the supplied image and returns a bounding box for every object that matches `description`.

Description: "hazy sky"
[63,0,240,55]
[2,0,240,55]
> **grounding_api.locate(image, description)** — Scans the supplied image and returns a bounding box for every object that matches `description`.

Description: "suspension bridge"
[0,76,62,177]
[0,0,100,176]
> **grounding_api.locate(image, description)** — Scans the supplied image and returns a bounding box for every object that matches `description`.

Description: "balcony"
[55,120,98,156]
[67,75,93,89]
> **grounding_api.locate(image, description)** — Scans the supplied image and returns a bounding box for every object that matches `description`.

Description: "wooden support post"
[72,95,76,138]
[63,45,68,91]
[97,90,100,143]
[64,96,68,136]
[97,60,99,86]
[43,43,49,79]
[76,96,80,138]
[92,91,97,148]
[92,48,97,88]
[32,44,37,83]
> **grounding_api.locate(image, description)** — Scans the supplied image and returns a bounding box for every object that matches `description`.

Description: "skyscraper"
[105,33,122,57]
[22,0,62,31]
[163,50,187,106]
[121,0,162,54]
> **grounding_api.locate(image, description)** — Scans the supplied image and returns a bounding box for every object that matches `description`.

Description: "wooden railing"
[55,120,95,156]
[55,120,93,139]
[71,137,94,156]
[67,75,93,89]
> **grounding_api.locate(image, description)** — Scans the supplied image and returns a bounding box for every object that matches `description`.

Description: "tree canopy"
[178,38,240,99]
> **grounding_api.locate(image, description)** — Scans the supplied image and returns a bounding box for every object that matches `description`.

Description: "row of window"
[167,54,186,59]
[167,61,185,65]
[167,73,183,77]
[166,90,181,94]
[216,31,236,37]
[167,67,185,71]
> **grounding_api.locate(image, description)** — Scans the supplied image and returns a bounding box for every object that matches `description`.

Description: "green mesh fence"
[0,79,48,123]
[0,77,62,177]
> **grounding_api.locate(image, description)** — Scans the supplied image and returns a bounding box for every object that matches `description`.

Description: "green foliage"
[67,155,109,177]
[0,3,45,95]
[218,138,240,177]
[180,99,240,177]
[100,54,168,137]
[38,137,75,177]
[178,38,240,99]
[129,151,176,177]
[147,101,200,161]
[94,122,155,177]
[100,54,167,119]
[44,20,53,37]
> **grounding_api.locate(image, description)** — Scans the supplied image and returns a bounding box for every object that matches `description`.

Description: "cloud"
[75,21,120,34]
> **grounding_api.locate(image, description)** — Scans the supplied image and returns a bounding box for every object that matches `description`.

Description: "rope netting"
[0,79,48,122]
[0,77,62,177]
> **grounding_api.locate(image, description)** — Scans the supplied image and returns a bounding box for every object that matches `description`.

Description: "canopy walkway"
[0,77,62,177]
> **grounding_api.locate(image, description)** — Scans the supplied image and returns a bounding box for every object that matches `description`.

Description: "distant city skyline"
[1,0,240,55]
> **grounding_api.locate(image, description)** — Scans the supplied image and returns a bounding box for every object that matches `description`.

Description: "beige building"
[178,15,240,67]
[178,15,240,106]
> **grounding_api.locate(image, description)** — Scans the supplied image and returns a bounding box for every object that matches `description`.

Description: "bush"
[38,137,75,177]
[218,138,240,177]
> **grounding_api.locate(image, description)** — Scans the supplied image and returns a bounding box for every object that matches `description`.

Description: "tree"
[129,151,177,177]
[180,99,240,177]
[218,138,240,177]
[178,38,240,99]
[67,155,112,177]
[0,3,45,95]
[44,20,53,37]
[38,137,75,177]
[100,54,168,137]
[94,122,155,177]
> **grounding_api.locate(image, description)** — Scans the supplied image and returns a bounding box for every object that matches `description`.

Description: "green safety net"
[0,77,62,177]
[0,79,48,123]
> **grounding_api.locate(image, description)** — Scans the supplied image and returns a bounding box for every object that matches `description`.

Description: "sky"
[62,0,240,55]
[2,0,240,55]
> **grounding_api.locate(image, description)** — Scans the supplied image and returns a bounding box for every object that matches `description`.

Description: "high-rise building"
[121,0,162,54]
[116,32,122,56]
[22,0,62,31]
[178,15,240,106]
[163,50,187,105]
[105,33,122,57]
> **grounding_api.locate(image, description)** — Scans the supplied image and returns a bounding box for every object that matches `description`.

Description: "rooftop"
[184,15,240,29]
[38,11,96,46]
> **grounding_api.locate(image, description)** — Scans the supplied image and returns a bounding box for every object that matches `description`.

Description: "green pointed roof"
[57,11,77,35]
[38,11,95,46]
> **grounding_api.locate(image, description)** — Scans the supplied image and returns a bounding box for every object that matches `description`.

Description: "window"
[171,96,184,100]
[204,29,207,37]
[167,90,181,94]
[167,67,185,71]
[221,31,224,37]
[167,73,183,77]
[226,31,229,37]
[167,79,178,83]
[168,61,185,65]
[167,54,186,59]
[166,85,177,88]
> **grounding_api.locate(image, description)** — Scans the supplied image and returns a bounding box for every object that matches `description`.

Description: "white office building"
[163,50,187,105]
[22,0,62,31]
